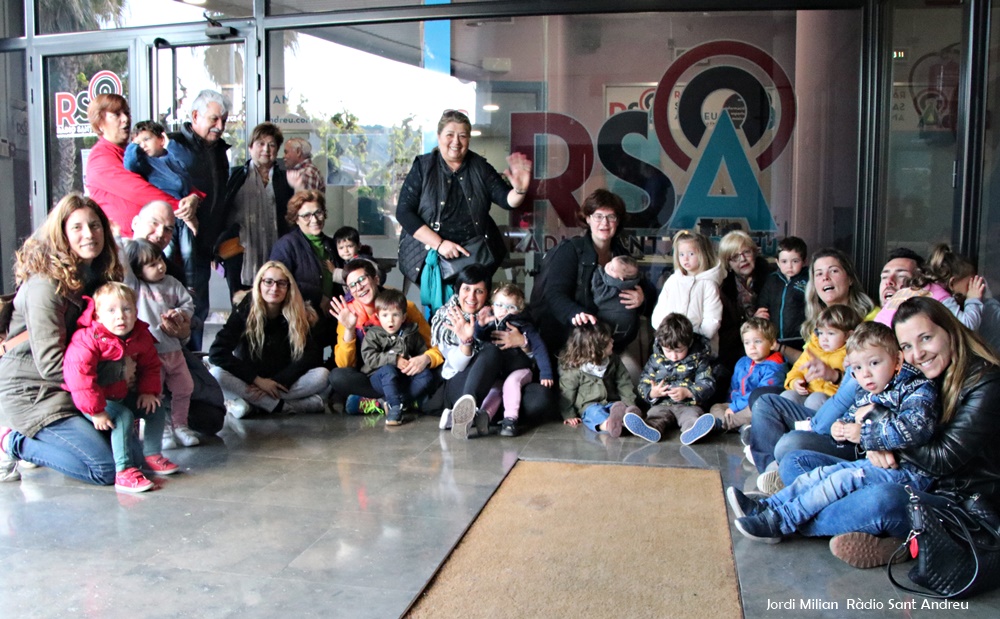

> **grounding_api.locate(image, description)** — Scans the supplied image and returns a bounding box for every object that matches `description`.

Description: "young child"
[124,239,198,448]
[62,283,167,493]
[684,317,786,445]
[124,120,200,235]
[470,283,553,437]
[332,226,384,298]
[626,313,717,443]
[558,323,639,435]
[875,243,985,330]
[591,255,642,347]
[780,304,861,411]
[360,289,435,426]
[755,236,808,357]
[727,322,940,543]
[651,230,724,349]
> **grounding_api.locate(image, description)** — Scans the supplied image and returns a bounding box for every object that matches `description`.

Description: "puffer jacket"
[62,296,162,416]
[637,333,716,406]
[558,354,636,420]
[784,334,846,396]
[729,351,786,411]
[651,263,725,346]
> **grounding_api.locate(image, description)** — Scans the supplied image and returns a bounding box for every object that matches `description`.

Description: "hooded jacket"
[62,296,162,416]
[784,334,846,397]
[729,351,786,411]
[651,263,725,346]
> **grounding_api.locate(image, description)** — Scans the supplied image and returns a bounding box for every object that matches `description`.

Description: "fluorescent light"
[482,104,499,112]
[470,130,482,137]
[184,0,208,5]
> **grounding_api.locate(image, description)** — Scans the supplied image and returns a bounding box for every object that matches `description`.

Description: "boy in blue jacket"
[682,317,786,444]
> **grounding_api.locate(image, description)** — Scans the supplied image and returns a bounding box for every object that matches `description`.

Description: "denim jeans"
[765,458,932,534]
[8,415,116,485]
[581,402,614,433]
[369,365,435,407]
[775,450,945,539]
[748,372,858,473]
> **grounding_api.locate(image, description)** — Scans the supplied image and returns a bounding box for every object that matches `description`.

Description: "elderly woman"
[83,93,199,238]
[219,122,294,300]
[772,297,1000,569]
[0,194,123,485]
[396,109,531,285]
[530,189,653,372]
[716,231,773,370]
[208,261,329,417]
[269,190,337,315]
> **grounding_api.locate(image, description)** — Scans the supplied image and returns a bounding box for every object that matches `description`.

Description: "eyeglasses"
[346,275,369,290]
[492,302,519,312]
[590,213,619,223]
[297,210,326,222]
[728,249,755,263]
[261,278,290,290]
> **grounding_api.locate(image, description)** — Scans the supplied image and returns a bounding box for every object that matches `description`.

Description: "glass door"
[882,0,967,258]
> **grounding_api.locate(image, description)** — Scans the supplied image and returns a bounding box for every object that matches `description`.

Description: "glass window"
[268,0,499,17]
[268,11,861,285]
[0,51,30,292]
[2,0,25,38]
[979,0,1000,291]
[882,0,965,258]
[36,0,252,35]
[45,51,129,202]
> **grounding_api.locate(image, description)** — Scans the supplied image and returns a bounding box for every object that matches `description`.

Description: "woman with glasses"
[208,261,329,418]
[327,259,443,410]
[396,109,532,285]
[717,231,774,370]
[529,189,652,370]
[217,122,294,303]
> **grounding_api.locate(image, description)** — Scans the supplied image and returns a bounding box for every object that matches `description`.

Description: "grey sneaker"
[284,395,326,415]
[451,395,478,440]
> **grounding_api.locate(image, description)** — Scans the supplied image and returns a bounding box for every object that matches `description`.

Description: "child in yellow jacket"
[780,305,862,410]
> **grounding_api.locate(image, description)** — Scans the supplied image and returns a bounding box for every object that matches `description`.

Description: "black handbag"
[439,235,496,280]
[887,485,1000,599]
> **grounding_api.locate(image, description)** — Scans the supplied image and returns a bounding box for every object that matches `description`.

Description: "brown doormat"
[405,461,742,619]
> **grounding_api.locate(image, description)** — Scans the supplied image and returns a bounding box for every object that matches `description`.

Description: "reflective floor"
[3,408,998,618]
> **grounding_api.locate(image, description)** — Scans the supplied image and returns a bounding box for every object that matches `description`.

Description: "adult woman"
[717,230,772,370]
[432,265,556,430]
[0,194,123,485]
[219,122,293,299]
[208,261,329,417]
[530,189,651,359]
[396,109,531,284]
[326,259,443,404]
[779,297,1000,568]
[83,93,198,238]
[269,190,337,342]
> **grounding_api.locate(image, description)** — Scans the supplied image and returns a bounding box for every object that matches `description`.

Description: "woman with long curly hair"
[0,193,124,485]
[208,261,329,418]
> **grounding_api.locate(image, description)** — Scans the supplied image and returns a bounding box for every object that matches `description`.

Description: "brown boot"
[605,402,627,437]
[829,533,909,569]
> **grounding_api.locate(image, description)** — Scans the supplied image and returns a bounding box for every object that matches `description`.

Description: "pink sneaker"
[115,467,154,493]
[144,454,180,476]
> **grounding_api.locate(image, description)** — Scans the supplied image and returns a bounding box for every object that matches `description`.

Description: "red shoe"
[115,467,154,493]
[144,454,180,476]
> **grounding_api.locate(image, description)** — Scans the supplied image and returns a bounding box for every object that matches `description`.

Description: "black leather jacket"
[904,360,1000,507]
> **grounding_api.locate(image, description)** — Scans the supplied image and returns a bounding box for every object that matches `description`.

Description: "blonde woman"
[0,193,123,486]
[208,261,329,417]
[717,230,772,369]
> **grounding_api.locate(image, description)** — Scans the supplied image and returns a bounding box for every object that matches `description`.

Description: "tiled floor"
[2,409,998,618]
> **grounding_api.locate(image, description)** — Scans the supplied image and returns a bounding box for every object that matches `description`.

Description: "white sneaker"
[0,428,20,482]
[226,398,251,419]
[743,444,755,466]
[173,425,201,447]
[757,470,785,495]
[439,408,452,430]
[451,395,478,440]
[161,427,178,450]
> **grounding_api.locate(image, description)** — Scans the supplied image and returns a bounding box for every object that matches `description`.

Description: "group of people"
[0,103,998,579]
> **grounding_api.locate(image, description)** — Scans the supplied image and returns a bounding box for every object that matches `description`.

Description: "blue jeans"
[765,458,932,534]
[776,450,946,538]
[369,365,435,407]
[7,415,116,485]
[581,402,614,433]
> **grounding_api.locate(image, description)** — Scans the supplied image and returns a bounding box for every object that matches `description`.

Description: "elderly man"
[218,122,293,299]
[167,89,232,352]
[130,201,226,438]
[745,248,924,479]
[284,137,326,192]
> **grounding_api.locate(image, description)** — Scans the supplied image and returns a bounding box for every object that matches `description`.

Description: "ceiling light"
[470,130,482,137]
[482,104,499,112]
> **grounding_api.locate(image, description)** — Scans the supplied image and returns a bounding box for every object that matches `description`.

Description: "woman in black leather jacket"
[776,297,1000,568]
